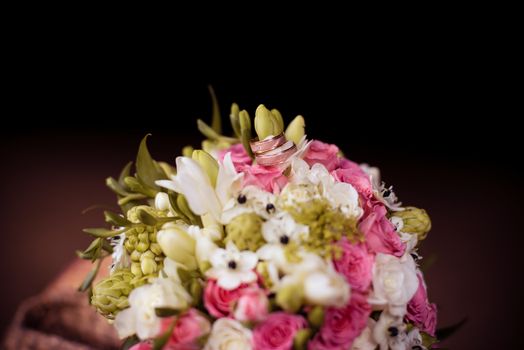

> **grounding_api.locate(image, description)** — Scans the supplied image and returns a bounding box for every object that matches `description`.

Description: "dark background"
[1,51,522,348]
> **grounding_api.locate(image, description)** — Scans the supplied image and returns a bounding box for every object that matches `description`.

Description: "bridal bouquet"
[78,90,438,349]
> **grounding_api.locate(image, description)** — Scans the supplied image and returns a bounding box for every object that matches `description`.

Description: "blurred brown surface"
[2,259,119,349]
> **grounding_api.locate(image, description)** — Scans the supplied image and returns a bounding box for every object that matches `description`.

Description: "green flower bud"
[271,109,285,135]
[293,328,312,350]
[255,104,275,140]
[126,205,165,224]
[131,262,143,277]
[141,257,157,275]
[392,206,432,241]
[307,306,325,329]
[276,283,304,313]
[256,261,275,290]
[91,269,134,319]
[130,250,141,262]
[285,115,305,145]
[138,232,149,243]
[136,241,149,253]
[182,145,194,158]
[189,279,203,306]
[192,150,219,187]
[230,103,241,137]
[224,213,265,251]
[150,242,162,255]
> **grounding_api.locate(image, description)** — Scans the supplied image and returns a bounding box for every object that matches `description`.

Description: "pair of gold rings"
[249,133,296,166]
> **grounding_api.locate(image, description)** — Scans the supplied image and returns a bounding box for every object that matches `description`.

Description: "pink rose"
[253,312,307,350]
[130,342,152,350]
[308,293,371,350]
[204,279,249,318]
[332,159,373,198]
[359,202,405,257]
[234,287,270,323]
[219,144,252,171]
[333,239,374,293]
[243,164,288,193]
[304,140,340,171]
[158,309,211,350]
[406,272,438,336]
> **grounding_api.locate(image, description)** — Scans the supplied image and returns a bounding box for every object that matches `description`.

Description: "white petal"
[210,248,228,268]
[155,179,180,192]
[217,271,242,290]
[114,308,136,339]
[239,251,258,270]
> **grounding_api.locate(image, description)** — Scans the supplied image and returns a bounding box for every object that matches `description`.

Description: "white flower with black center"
[221,185,278,224]
[261,212,308,246]
[206,241,258,290]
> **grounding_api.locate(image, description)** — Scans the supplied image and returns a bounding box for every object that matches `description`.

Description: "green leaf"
[101,239,114,254]
[197,119,221,141]
[104,211,131,227]
[78,259,102,292]
[208,85,222,134]
[119,161,133,186]
[76,238,102,261]
[83,227,126,238]
[106,177,130,197]
[136,134,167,191]
[155,307,180,318]
[121,335,140,350]
[118,193,148,206]
[137,209,158,226]
[436,317,468,341]
[153,318,177,350]
[168,192,191,225]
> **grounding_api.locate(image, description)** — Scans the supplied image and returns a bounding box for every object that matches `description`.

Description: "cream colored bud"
[130,250,141,262]
[255,104,275,140]
[285,115,305,145]
[131,262,143,277]
[150,242,162,255]
[192,150,219,186]
[230,103,241,137]
[155,192,170,211]
[157,225,197,270]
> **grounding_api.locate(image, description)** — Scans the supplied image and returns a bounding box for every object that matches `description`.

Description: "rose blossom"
[234,287,270,322]
[219,143,252,171]
[333,239,374,293]
[204,318,253,350]
[406,272,437,336]
[308,292,371,350]
[130,342,152,350]
[332,159,373,198]
[253,312,307,350]
[369,253,419,317]
[158,309,211,350]
[358,202,405,257]
[243,164,288,193]
[204,279,249,318]
[303,140,340,171]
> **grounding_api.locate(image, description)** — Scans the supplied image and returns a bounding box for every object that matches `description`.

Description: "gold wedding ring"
[249,133,286,155]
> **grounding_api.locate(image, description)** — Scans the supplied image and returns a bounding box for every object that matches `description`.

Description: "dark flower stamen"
[228,260,237,269]
[388,326,399,337]
[237,194,247,204]
[266,203,275,213]
[280,235,289,245]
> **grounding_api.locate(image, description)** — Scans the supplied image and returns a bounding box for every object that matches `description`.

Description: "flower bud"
[225,213,265,251]
[230,103,241,137]
[91,269,134,319]
[307,306,324,328]
[276,282,304,313]
[285,115,305,145]
[182,145,194,158]
[155,192,170,211]
[192,150,219,187]
[255,104,275,140]
[141,257,157,275]
[391,207,432,241]
[293,328,312,350]
[271,108,285,135]
[157,224,197,270]
[131,262,143,277]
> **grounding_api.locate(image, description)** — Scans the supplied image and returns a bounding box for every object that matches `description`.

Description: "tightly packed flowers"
[79,91,438,349]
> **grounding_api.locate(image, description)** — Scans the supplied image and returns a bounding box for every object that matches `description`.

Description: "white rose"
[204,318,253,350]
[369,253,418,316]
[114,277,192,340]
[303,267,351,307]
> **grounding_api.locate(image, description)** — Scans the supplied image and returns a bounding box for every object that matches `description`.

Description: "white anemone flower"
[206,241,258,290]
[156,153,243,224]
[221,185,278,224]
